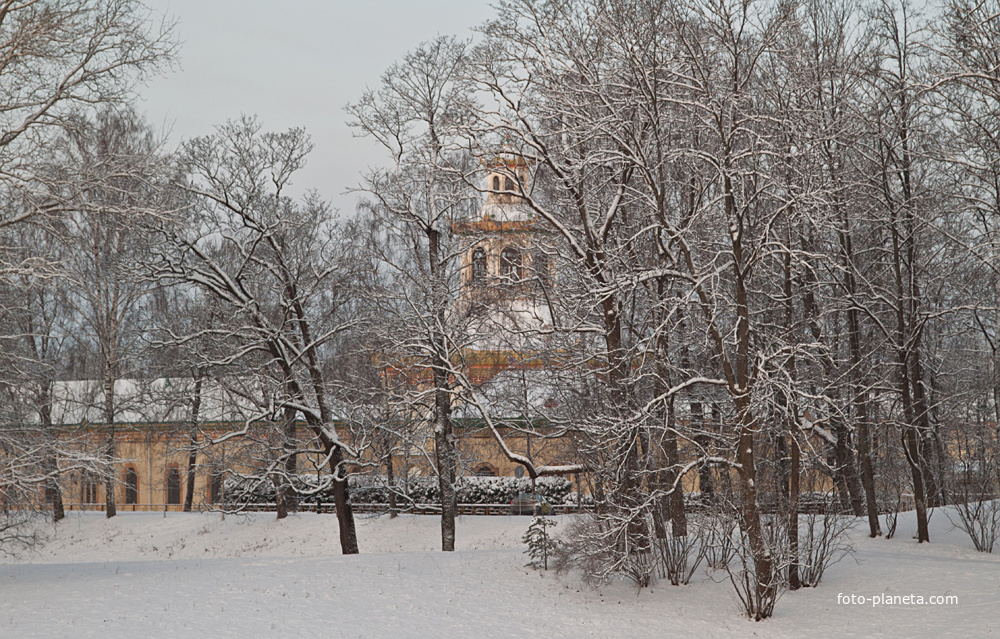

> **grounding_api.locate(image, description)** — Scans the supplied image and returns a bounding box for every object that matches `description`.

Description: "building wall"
[60,426,235,512]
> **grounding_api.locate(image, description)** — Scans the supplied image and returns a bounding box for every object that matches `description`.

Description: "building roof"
[40,378,263,427]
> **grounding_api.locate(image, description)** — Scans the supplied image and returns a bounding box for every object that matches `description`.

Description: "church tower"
[453,151,554,376]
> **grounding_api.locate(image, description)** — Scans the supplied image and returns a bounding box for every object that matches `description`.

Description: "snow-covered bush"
[657,520,708,586]
[455,476,572,505]
[797,511,855,587]
[947,436,1000,553]
[947,499,1000,553]
[223,475,275,506]
[562,491,595,506]
[224,473,575,507]
[724,513,789,621]
[702,512,738,570]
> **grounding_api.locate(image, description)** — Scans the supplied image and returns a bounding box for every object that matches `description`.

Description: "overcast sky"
[140,1,494,213]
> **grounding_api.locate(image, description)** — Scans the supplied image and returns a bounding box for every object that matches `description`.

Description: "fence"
[242,502,588,516]
[60,501,589,516]
[62,502,201,512]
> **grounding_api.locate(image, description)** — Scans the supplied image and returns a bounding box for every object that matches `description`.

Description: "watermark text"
[837,593,958,607]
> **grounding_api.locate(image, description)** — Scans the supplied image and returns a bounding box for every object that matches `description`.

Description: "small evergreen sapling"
[523,516,558,570]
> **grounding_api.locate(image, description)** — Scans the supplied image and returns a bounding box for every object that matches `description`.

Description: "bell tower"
[453,150,553,359]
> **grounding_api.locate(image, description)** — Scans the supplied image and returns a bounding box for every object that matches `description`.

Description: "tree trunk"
[103,365,117,518]
[104,438,117,517]
[735,410,775,615]
[831,416,866,517]
[831,450,852,513]
[327,444,358,554]
[729,179,773,616]
[931,427,949,506]
[427,226,457,552]
[273,474,289,520]
[696,432,715,505]
[386,453,398,518]
[663,399,687,537]
[898,338,930,543]
[279,404,299,515]
[272,335,356,550]
[787,431,801,590]
[183,436,197,512]
[848,321,881,535]
[653,277,686,538]
[40,400,65,523]
[902,425,930,542]
[46,453,65,523]
[434,385,457,552]
[289,381,357,551]
[890,182,929,541]
[802,228,866,519]
[855,399,881,537]
[183,374,204,512]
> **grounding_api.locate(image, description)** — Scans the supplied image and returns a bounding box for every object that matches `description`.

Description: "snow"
[43,378,258,425]
[1,508,997,638]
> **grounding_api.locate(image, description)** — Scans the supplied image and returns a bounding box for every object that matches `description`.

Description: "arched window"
[473,463,497,477]
[500,247,521,280]
[124,467,139,505]
[167,467,181,505]
[492,175,500,191]
[505,176,515,191]
[209,471,224,504]
[81,473,98,504]
[471,247,487,284]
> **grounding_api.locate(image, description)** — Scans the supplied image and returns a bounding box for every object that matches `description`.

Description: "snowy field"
[1,508,997,638]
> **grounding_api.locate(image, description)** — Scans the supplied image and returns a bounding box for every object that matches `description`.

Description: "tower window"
[500,247,521,280]
[493,175,500,191]
[471,247,488,284]
[505,176,515,191]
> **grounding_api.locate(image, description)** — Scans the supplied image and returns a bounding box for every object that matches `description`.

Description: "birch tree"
[48,107,168,518]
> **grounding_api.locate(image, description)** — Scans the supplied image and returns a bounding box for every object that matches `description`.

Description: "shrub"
[224,473,574,508]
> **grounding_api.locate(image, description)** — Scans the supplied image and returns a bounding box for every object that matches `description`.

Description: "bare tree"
[152,117,361,554]
[349,36,483,551]
[862,0,940,542]
[0,219,72,522]
[42,107,169,518]
[0,0,176,229]
[935,0,1000,436]
[0,214,115,544]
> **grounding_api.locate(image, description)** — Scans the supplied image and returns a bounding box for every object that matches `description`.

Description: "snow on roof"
[479,201,534,222]
[43,378,263,426]
[455,365,571,420]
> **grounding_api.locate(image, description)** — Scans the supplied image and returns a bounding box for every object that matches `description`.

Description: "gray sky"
[140,1,494,213]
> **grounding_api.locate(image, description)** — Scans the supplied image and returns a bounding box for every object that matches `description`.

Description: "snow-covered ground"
[1,508,996,638]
